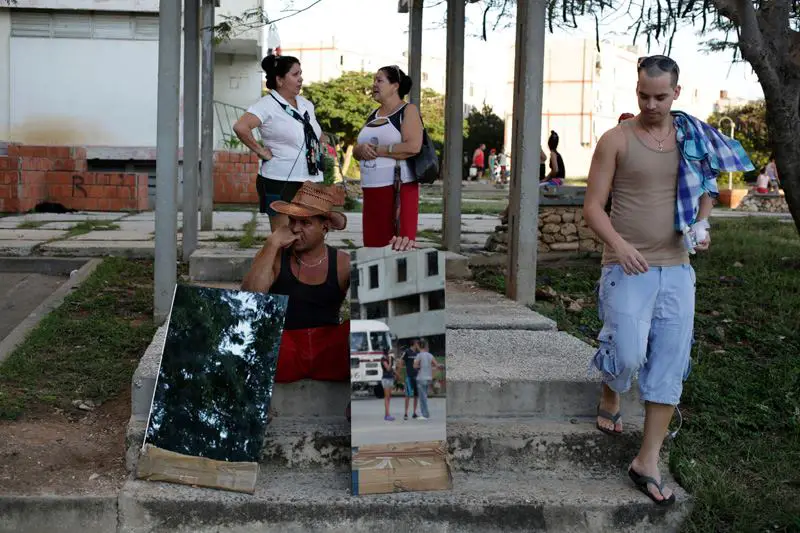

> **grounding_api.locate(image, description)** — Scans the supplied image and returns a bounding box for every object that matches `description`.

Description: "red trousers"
[275,321,350,383]
[362,182,419,247]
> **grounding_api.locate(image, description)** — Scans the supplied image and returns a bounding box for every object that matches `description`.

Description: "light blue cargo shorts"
[592,263,696,406]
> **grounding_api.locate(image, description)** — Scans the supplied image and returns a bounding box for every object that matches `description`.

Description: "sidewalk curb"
[0,495,118,533]
[0,258,102,365]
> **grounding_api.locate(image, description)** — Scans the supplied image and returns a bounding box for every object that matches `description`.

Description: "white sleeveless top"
[356,106,413,188]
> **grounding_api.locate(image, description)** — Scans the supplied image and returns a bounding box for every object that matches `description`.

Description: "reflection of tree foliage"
[145,286,288,463]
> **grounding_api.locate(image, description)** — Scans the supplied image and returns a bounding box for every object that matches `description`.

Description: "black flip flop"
[596,404,623,436]
[628,467,676,507]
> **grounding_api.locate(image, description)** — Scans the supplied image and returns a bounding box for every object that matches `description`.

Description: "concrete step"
[188,247,470,282]
[445,280,556,330]
[446,329,641,418]
[118,468,690,533]
[128,414,648,474]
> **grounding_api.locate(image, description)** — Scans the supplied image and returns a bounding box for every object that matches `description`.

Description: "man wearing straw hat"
[242,181,351,387]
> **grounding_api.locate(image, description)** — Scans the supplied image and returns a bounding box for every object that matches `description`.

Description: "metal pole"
[182,0,200,260]
[442,0,465,253]
[200,0,215,231]
[506,0,546,305]
[407,0,423,107]
[155,0,182,322]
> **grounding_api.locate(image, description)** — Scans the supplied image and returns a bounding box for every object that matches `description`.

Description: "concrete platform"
[69,231,152,241]
[118,469,689,533]
[446,329,641,418]
[0,240,38,256]
[446,282,556,331]
[39,240,157,258]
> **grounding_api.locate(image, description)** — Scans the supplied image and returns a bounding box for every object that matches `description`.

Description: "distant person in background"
[539,147,547,181]
[413,338,441,420]
[756,166,771,194]
[381,348,396,422]
[233,55,323,232]
[401,339,420,420]
[541,131,565,187]
[354,66,422,252]
[488,149,498,182]
[765,154,780,190]
[472,144,486,180]
[499,150,509,185]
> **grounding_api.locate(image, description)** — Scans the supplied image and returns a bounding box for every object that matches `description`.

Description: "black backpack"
[366,104,440,184]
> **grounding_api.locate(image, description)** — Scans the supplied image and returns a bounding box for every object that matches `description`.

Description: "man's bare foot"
[629,456,674,503]
[597,383,623,433]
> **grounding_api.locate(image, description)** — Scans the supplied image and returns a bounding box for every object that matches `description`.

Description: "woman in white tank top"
[353,66,423,250]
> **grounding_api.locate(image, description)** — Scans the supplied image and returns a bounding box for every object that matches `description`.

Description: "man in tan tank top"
[583,56,713,506]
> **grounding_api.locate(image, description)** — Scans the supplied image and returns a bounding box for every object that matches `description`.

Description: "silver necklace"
[642,122,673,152]
[294,252,327,268]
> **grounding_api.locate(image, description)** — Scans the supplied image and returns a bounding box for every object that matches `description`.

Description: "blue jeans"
[592,264,695,406]
[416,379,431,418]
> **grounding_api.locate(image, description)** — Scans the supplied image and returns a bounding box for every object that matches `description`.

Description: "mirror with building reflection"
[142,285,288,463]
[348,247,451,495]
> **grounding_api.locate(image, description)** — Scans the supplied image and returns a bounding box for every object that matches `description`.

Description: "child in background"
[755,166,770,194]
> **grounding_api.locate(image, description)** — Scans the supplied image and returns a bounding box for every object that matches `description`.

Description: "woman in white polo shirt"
[233,55,323,231]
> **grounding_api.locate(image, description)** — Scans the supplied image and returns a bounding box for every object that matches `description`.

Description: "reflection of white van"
[350,319,393,391]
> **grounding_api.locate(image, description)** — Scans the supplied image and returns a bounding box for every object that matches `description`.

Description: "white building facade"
[0,0,265,154]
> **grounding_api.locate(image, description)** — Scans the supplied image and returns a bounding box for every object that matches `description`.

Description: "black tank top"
[269,246,343,330]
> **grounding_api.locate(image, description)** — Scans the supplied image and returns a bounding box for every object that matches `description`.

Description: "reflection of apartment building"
[502,38,719,178]
[350,247,446,356]
[280,38,493,116]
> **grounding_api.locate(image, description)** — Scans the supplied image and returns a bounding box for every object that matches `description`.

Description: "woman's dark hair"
[379,65,413,99]
[262,54,300,91]
[548,130,560,151]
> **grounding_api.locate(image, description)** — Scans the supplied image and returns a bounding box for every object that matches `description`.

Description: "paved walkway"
[0,208,791,258]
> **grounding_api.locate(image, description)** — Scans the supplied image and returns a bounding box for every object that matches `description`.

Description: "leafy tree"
[464,104,505,164]
[302,72,377,176]
[478,0,800,232]
[708,100,772,184]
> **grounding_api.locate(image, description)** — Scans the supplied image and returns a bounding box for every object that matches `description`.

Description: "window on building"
[397,257,407,283]
[422,72,429,82]
[428,289,445,311]
[340,55,344,66]
[364,301,388,320]
[350,268,360,299]
[394,294,421,316]
[426,251,439,277]
[369,265,379,289]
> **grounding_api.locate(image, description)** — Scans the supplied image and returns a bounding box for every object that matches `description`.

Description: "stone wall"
[485,206,604,254]
[735,190,790,213]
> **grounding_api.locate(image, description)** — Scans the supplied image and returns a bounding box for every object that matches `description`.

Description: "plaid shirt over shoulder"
[672,111,754,232]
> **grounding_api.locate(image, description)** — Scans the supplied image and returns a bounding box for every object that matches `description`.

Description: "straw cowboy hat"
[270,181,347,230]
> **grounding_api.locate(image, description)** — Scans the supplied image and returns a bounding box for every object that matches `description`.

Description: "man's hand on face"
[613,239,649,275]
[267,226,299,249]
[389,236,416,252]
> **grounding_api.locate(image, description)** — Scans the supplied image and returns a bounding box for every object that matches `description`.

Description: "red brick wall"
[213,151,260,204]
[0,145,149,213]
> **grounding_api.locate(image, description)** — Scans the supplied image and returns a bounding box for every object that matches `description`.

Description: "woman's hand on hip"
[258,146,273,161]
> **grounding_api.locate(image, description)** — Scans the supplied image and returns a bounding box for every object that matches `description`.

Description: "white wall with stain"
[9,36,159,146]
[0,11,10,140]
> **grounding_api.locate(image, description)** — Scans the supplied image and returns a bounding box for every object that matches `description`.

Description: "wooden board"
[136,444,259,494]
[351,440,452,496]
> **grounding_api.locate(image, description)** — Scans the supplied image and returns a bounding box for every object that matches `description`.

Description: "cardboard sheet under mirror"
[136,284,289,494]
[348,247,451,495]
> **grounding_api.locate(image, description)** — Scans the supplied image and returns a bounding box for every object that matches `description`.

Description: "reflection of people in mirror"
[401,339,420,420]
[381,348,397,422]
[413,338,441,420]
[354,65,422,252]
[241,181,351,385]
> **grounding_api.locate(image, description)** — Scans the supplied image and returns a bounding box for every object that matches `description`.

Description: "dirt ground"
[0,390,131,495]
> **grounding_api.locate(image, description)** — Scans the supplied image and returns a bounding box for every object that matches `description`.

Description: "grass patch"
[16,220,47,229]
[238,213,258,249]
[473,218,800,532]
[214,234,242,243]
[214,203,254,213]
[419,200,506,215]
[65,220,120,238]
[417,229,443,246]
[0,258,156,420]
